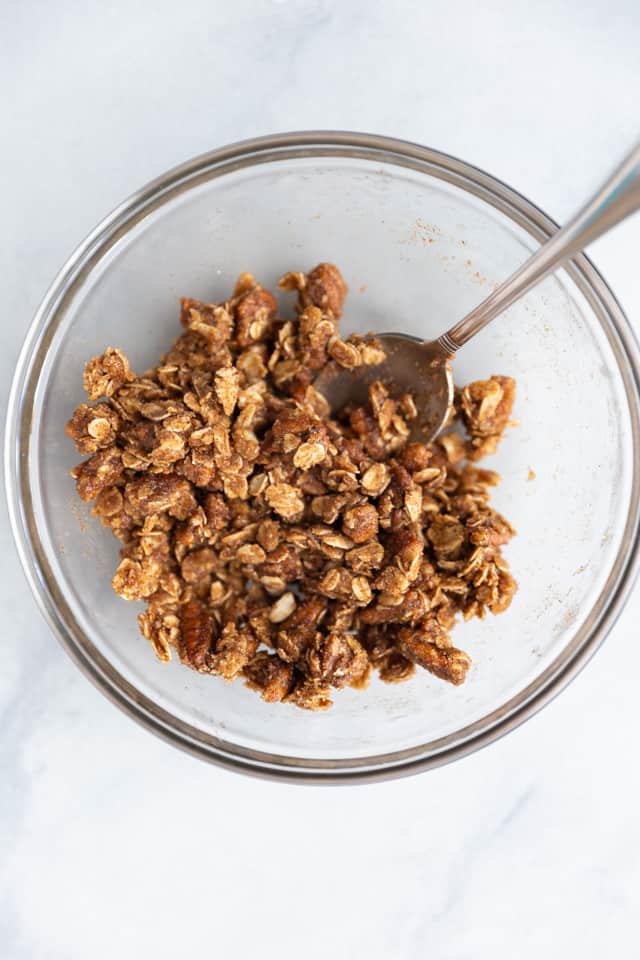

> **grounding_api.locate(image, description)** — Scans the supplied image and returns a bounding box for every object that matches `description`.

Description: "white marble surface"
[2,1,640,956]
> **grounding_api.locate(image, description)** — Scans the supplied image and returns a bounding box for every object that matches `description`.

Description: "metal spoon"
[315,142,640,443]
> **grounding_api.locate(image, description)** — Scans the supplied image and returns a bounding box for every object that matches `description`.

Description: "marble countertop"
[2,1,639,956]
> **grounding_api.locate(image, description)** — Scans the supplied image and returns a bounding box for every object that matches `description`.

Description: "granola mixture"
[66,263,517,710]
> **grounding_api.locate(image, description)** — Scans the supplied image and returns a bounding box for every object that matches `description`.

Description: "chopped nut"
[342,504,379,544]
[179,600,215,670]
[375,566,410,603]
[301,262,348,318]
[244,652,294,702]
[399,442,431,473]
[397,627,472,685]
[277,596,326,663]
[268,591,297,623]
[66,260,517,711]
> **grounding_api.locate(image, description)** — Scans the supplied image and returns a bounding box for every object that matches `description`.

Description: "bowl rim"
[5,130,640,784]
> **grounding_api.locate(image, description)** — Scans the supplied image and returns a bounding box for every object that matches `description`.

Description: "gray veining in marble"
[2,1,639,957]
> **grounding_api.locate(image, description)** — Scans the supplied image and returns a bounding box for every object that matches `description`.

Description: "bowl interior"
[20,145,638,774]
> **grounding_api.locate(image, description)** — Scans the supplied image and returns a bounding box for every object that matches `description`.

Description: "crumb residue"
[400,218,442,248]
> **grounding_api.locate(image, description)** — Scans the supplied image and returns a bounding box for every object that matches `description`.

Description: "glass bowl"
[6,132,640,783]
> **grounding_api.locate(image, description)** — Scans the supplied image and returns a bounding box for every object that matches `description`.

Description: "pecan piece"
[179,600,215,670]
[397,626,471,685]
[244,652,295,703]
[305,262,347,318]
[341,504,379,544]
[276,596,327,663]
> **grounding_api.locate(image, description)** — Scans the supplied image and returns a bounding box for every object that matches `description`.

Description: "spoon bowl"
[315,334,454,443]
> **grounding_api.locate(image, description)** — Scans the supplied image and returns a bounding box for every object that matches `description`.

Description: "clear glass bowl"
[6,133,640,783]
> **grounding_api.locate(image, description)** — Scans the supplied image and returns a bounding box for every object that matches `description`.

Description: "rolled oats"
[67,262,517,710]
[361,462,390,496]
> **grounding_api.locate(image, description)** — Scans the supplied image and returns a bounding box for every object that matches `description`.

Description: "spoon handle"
[438,141,640,354]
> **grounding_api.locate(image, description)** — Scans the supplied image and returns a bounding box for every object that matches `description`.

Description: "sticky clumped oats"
[67,263,517,709]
